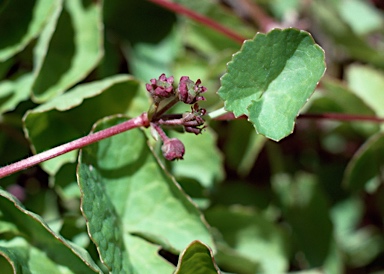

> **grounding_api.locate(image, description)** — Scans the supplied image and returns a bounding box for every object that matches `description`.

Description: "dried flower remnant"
[178,76,207,104]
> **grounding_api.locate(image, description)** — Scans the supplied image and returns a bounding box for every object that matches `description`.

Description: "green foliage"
[78,116,214,272]
[218,28,326,141]
[24,75,147,174]
[174,241,219,274]
[0,189,101,273]
[1,0,384,273]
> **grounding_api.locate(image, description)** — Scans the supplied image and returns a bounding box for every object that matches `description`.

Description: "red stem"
[299,113,384,123]
[147,0,245,44]
[213,111,384,123]
[151,122,169,142]
[0,113,149,179]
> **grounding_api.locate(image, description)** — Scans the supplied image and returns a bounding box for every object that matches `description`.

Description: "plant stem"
[152,96,180,120]
[148,0,245,44]
[207,107,230,120]
[208,108,384,123]
[151,122,169,142]
[225,0,277,32]
[299,113,384,123]
[0,113,149,179]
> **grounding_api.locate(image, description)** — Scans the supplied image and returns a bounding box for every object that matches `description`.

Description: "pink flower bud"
[161,138,185,161]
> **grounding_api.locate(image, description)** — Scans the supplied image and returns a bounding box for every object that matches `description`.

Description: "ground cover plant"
[0,0,384,273]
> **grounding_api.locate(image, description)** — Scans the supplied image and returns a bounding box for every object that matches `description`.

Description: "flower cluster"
[146,74,207,105]
[178,76,207,104]
[182,104,206,135]
[145,73,175,103]
[146,74,208,161]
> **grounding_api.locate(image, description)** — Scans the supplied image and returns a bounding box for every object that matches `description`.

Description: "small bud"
[162,138,185,161]
[146,73,175,102]
[178,76,207,104]
[181,104,206,135]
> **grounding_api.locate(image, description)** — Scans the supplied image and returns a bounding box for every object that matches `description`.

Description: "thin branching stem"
[0,113,149,179]
[148,0,245,44]
[151,96,180,121]
[210,110,384,123]
[299,113,384,123]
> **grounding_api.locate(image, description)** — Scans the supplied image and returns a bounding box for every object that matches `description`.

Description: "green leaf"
[24,75,148,175]
[344,132,384,192]
[331,198,384,267]
[103,0,175,44]
[77,116,215,273]
[346,64,384,124]
[174,240,220,274]
[205,206,288,274]
[311,0,384,68]
[308,77,379,136]
[268,0,301,20]
[0,73,33,115]
[0,0,57,61]
[0,189,101,273]
[0,237,82,273]
[223,119,266,177]
[218,28,326,141]
[272,173,333,267]
[311,77,376,116]
[124,26,181,82]
[336,0,383,35]
[170,129,224,189]
[31,0,103,102]
[124,234,175,274]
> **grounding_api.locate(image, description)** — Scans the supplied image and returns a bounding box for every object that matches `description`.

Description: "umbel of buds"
[146,74,208,161]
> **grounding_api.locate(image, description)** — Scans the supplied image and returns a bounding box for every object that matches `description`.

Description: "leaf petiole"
[206,107,229,120]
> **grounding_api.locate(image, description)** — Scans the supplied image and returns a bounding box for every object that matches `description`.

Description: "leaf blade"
[78,116,215,273]
[218,28,326,141]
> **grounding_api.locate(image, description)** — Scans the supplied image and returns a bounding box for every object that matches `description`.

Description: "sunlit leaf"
[31,0,103,102]
[336,0,383,35]
[0,73,33,115]
[346,64,384,125]
[218,28,325,141]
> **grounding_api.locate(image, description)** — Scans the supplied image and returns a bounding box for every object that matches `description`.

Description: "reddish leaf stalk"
[299,113,384,123]
[213,111,384,123]
[147,0,245,44]
[0,113,149,179]
[228,0,277,32]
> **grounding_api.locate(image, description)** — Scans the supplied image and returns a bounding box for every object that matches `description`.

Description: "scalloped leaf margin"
[218,28,326,141]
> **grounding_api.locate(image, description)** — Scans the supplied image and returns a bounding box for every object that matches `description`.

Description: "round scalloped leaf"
[218,28,326,141]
